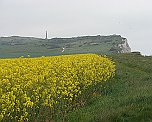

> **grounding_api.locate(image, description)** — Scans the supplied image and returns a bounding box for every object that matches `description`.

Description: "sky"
[0,0,152,55]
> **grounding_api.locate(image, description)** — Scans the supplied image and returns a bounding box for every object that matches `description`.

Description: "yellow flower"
[0,54,115,121]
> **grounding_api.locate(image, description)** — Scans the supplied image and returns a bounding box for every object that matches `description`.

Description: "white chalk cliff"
[118,38,131,53]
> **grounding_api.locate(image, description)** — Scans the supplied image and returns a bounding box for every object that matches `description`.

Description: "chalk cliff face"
[118,38,131,53]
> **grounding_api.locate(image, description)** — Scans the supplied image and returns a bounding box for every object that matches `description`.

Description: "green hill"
[0,35,131,58]
[65,53,152,122]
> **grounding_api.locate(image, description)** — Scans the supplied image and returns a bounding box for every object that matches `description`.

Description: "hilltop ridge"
[0,34,131,58]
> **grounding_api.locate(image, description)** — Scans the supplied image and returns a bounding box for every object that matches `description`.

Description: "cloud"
[0,0,152,54]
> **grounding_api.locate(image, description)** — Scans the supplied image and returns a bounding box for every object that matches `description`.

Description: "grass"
[0,44,112,58]
[64,53,152,122]
[0,35,121,58]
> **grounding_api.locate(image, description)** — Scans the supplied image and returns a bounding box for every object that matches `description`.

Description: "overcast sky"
[0,0,152,55]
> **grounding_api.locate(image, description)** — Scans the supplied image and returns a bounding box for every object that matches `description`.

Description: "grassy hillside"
[0,35,130,58]
[65,53,152,122]
[0,52,151,122]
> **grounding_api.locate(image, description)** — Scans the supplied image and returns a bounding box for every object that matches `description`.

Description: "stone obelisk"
[45,31,48,40]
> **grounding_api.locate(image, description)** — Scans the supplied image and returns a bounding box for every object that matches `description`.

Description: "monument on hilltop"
[45,31,48,39]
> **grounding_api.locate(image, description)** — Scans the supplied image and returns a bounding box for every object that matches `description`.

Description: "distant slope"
[0,35,131,58]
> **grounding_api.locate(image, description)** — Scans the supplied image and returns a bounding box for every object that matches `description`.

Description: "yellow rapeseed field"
[0,54,115,121]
